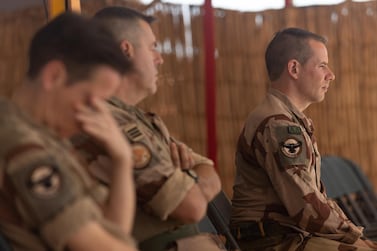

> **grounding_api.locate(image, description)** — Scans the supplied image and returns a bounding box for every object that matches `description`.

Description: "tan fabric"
[174,234,226,251]
[133,209,180,242]
[41,197,102,249]
[0,98,129,250]
[231,89,362,246]
[147,168,195,220]
[72,97,221,250]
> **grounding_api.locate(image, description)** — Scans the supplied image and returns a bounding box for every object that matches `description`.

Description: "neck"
[115,76,147,106]
[12,80,63,137]
[270,80,310,112]
[12,81,44,123]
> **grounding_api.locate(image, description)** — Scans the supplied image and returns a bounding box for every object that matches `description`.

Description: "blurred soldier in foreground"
[230,27,377,250]
[72,6,224,251]
[0,12,137,251]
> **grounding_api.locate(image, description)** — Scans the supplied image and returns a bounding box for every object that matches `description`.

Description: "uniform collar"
[107,96,158,134]
[268,88,306,121]
[108,96,136,113]
[268,88,315,135]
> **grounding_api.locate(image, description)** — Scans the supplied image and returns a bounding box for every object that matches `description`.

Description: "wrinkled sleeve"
[254,116,362,244]
[171,138,214,167]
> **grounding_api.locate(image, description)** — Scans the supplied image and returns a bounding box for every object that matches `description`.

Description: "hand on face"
[170,142,194,170]
[75,97,133,166]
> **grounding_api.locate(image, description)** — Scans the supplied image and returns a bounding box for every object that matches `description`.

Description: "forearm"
[169,184,208,223]
[269,169,362,242]
[192,164,221,202]
[67,221,137,251]
[104,158,135,234]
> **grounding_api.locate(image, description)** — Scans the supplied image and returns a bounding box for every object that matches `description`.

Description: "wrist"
[113,156,133,171]
[184,169,199,183]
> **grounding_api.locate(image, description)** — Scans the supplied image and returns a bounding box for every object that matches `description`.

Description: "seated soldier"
[230,27,377,251]
[71,6,225,251]
[0,12,137,251]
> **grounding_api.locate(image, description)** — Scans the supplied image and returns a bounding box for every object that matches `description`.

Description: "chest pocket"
[121,123,161,171]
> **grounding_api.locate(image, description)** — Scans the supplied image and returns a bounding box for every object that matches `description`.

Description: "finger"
[178,143,190,170]
[88,96,109,114]
[75,113,104,135]
[75,105,94,117]
[79,121,102,137]
[97,155,112,167]
[170,142,180,167]
[188,153,194,168]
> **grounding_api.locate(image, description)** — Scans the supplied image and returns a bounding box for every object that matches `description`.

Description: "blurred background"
[1,0,377,197]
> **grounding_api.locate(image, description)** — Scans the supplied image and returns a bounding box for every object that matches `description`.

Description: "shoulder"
[243,97,295,142]
[0,100,45,156]
[107,100,136,125]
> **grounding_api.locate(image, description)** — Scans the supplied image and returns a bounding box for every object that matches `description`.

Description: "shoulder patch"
[272,125,309,168]
[6,151,85,225]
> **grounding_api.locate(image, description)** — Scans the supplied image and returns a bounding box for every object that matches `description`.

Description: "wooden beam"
[67,0,81,13]
[48,0,81,20]
[48,0,66,19]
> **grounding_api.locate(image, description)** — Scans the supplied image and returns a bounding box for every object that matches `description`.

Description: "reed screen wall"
[1,0,377,196]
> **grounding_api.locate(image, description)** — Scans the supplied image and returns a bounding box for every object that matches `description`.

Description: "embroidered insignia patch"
[280,138,302,158]
[132,143,152,169]
[28,165,61,199]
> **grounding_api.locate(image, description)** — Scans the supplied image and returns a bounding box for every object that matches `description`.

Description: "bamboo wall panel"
[2,1,377,197]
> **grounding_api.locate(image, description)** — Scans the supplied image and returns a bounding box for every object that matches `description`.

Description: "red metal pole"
[285,0,293,7]
[203,0,217,168]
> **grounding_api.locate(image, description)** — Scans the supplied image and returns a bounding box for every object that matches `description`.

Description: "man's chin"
[149,85,158,95]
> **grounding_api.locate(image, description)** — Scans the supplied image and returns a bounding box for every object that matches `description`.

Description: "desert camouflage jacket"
[231,89,362,244]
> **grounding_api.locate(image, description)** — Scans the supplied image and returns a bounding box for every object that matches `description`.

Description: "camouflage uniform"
[0,98,134,251]
[230,89,376,251]
[73,97,225,251]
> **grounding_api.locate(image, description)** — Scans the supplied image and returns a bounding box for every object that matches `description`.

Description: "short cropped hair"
[27,12,132,82]
[94,6,155,45]
[265,27,327,81]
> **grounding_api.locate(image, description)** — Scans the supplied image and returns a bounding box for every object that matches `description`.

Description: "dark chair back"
[0,232,12,251]
[198,190,241,251]
[321,156,377,239]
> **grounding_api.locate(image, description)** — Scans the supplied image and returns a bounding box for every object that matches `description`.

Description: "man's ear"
[39,60,68,91]
[287,59,300,80]
[120,39,134,59]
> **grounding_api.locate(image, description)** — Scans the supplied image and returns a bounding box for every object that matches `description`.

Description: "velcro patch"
[287,126,302,135]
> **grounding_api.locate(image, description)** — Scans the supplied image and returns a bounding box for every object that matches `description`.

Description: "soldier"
[230,27,377,250]
[0,12,137,251]
[71,6,225,251]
